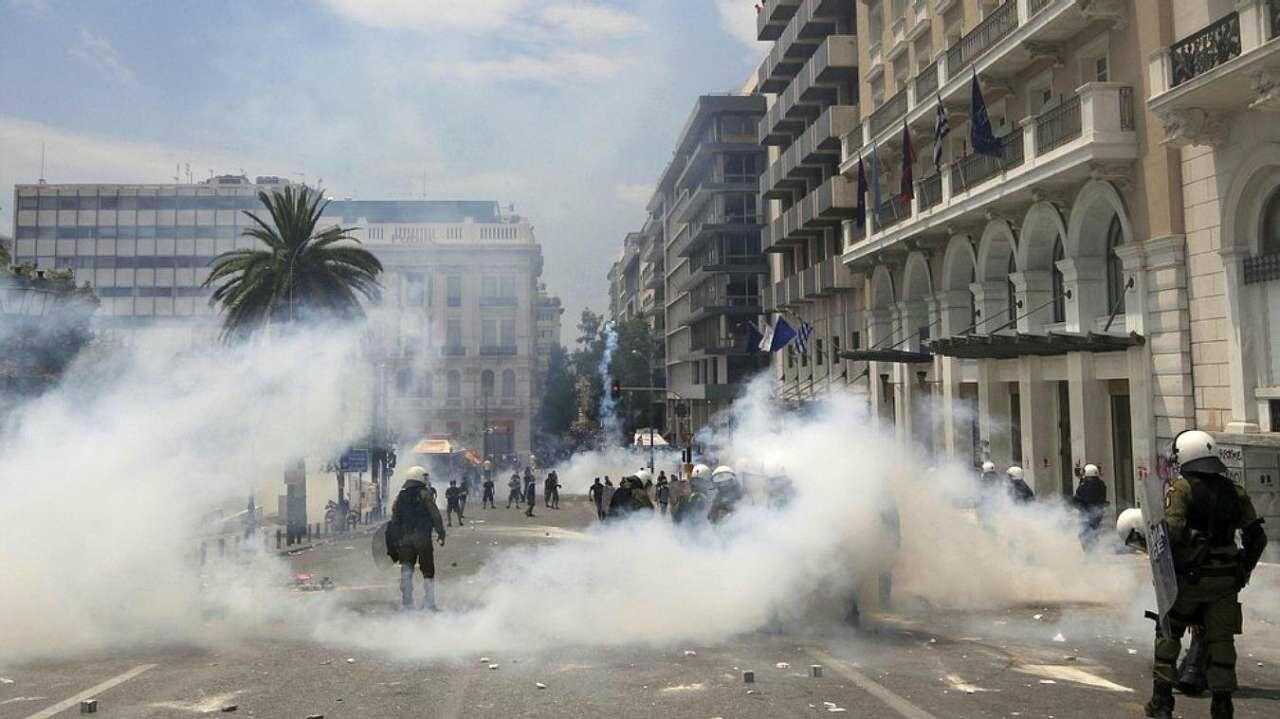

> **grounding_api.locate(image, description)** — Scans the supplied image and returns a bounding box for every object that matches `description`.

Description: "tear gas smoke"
[549,444,682,493]
[595,321,620,444]
[1,339,1145,664]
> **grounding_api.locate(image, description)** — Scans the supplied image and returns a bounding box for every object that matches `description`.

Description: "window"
[482,319,498,346]
[693,361,702,385]
[482,276,498,298]
[447,319,463,348]
[502,369,516,398]
[816,338,825,365]
[500,276,516,298]
[1006,253,1018,326]
[831,335,841,364]
[405,272,425,307]
[1106,215,1126,315]
[850,331,861,350]
[869,3,883,42]
[723,193,757,223]
[500,319,516,347]
[1051,237,1066,324]
[1028,70,1053,116]
[421,373,433,397]
[1262,188,1280,256]
[481,370,495,397]
[447,275,462,307]
[723,153,758,183]
[447,371,461,399]
[1094,56,1109,82]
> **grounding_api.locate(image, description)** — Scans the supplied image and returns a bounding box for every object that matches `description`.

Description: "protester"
[589,477,606,520]
[482,474,496,509]
[387,468,446,611]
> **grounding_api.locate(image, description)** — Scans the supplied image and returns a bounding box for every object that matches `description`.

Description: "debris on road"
[489,664,500,670]
[1033,614,1044,621]
[480,657,491,663]
[346,658,356,664]
[294,574,335,592]
[80,699,98,714]
[1052,633,1066,643]
[683,649,697,657]
[306,714,324,719]
[1039,680,1057,685]
[823,701,847,713]
[535,682,547,690]
[742,670,755,684]
[1127,649,1138,655]
[220,704,238,712]
[0,677,13,684]
[775,662,790,669]
[810,665,824,678]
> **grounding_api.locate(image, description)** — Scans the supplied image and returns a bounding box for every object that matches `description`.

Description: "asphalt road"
[4,497,1280,718]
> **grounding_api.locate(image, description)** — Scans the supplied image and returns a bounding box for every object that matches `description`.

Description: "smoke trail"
[596,320,621,445]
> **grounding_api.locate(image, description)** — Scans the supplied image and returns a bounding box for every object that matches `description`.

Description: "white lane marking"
[25,663,156,719]
[943,673,988,694]
[1014,665,1133,692]
[1,697,46,706]
[808,650,938,719]
[150,690,243,713]
[659,682,706,693]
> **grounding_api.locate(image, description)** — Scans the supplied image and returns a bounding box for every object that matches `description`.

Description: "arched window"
[1006,253,1018,327]
[396,368,412,395]
[1262,188,1280,256]
[1051,237,1066,324]
[502,369,516,398]
[1106,215,1126,314]
[480,370,495,397]
[447,370,461,398]
[967,264,977,334]
[421,372,433,397]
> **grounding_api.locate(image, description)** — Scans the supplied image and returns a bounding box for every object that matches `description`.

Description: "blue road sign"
[340,449,370,473]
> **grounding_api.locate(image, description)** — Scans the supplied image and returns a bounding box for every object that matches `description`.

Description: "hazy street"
[4,497,1279,719]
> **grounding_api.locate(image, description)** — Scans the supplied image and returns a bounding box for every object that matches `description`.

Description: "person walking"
[1005,466,1034,504]
[1145,431,1267,719]
[1072,463,1108,550]
[589,478,605,520]
[482,475,496,509]
[655,475,670,515]
[387,468,446,610]
[548,470,561,509]
[544,473,555,508]
[445,480,464,527]
[506,472,522,508]
[602,476,615,517]
[524,472,537,517]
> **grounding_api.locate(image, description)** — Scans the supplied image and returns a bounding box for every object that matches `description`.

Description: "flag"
[970,70,1000,157]
[900,120,916,202]
[746,322,764,354]
[854,154,867,228]
[795,319,814,356]
[769,317,797,352]
[869,144,882,219]
[932,95,950,171]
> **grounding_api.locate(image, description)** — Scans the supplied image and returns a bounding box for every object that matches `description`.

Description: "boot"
[1144,680,1174,719]
[421,579,438,611]
[399,565,415,609]
[1210,692,1233,719]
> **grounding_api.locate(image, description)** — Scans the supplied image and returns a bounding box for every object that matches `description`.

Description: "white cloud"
[428,49,628,85]
[540,3,648,40]
[319,0,530,32]
[714,0,762,49]
[68,28,136,86]
[614,182,652,208]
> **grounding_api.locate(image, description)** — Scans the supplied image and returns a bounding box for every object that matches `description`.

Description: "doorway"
[1009,384,1023,465]
[1111,393,1135,510]
[1057,381,1073,497]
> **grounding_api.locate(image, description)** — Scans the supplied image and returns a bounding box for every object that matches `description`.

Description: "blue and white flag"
[794,319,814,356]
[760,316,797,353]
[746,322,765,354]
[932,95,950,171]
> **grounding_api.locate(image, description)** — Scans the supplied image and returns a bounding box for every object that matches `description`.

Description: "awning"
[412,437,459,455]
[633,429,669,447]
[840,349,934,363]
[928,331,1145,359]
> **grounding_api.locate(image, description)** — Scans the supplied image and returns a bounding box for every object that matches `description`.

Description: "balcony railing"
[914,60,938,101]
[479,296,517,307]
[1028,0,1054,15]
[1170,11,1241,87]
[1244,253,1280,284]
[442,346,466,357]
[917,173,943,211]
[876,195,910,231]
[1034,95,1081,155]
[950,126,1025,193]
[945,1,1017,77]
[480,345,518,356]
[1119,86,1134,130]
[1272,0,1280,41]
[869,86,909,137]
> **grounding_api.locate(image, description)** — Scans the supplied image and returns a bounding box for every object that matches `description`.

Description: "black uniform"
[1071,475,1107,549]
[445,484,464,526]
[482,479,496,508]
[589,479,605,520]
[388,479,446,608]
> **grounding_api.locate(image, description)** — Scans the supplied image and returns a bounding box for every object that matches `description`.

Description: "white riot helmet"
[1006,466,1024,481]
[1083,463,1100,478]
[636,468,653,484]
[405,465,427,481]
[1116,507,1147,551]
[981,461,996,474]
[712,465,737,484]
[691,464,711,481]
[1171,429,1228,474]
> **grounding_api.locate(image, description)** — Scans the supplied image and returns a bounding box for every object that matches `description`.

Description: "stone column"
[1011,270,1053,332]
[1058,256,1107,333]
[1066,351,1110,481]
[971,280,1009,333]
[1221,246,1261,433]
[867,308,895,431]
[977,360,1012,466]
[1019,356,1058,495]
[936,289,972,459]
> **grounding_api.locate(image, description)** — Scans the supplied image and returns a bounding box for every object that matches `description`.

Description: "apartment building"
[757,0,864,404]
[1145,0,1280,532]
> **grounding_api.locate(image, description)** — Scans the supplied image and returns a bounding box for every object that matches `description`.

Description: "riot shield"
[371,522,394,569]
[1141,464,1178,635]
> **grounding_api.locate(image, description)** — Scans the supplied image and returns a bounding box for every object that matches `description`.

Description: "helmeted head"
[449,479,457,486]
[691,464,711,481]
[1083,463,1100,478]
[981,461,996,475]
[1171,429,1228,475]
[405,466,427,481]
[1006,466,1024,481]
[711,465,737,489]
[636,468,653,484]
[1116,507,1147,552]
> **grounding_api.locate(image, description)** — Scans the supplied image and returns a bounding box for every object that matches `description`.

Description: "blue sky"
[0,0,765,335]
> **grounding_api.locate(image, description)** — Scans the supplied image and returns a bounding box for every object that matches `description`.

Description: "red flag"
[900,120,917,202]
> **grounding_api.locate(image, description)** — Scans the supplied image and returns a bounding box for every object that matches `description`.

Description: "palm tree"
[204,185,383,339]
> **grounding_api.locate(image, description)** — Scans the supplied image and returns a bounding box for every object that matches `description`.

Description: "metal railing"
[1119,86,1135,130]
[869,86,909,137]
[950,126,1024,193]
[914,60,939,101]
[1171,11,1241,87]
[1035,94,1082,155]
[917,173,943,210]
[442,346,466,357]
[1244,253,1280,284]
[1028,0,1055,15]
[480,345,518,356]
[1271,0,1280,40]
[876,195,909,231]
[945,1,1017,76]
[479,296,517,307]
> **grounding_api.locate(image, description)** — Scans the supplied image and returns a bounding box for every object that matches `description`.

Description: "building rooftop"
[323,200,505,224]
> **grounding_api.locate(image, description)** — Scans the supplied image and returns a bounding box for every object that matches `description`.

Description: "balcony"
[815,256,855,294]
[760,35,856,145]
[1148,2,1280,141]
[694,335,756,355]
[844,83,1138,263]
[761,104,858,198]
[812,175,858,221]
[757,0,802,41]
[773,278,790,308]
[914,60,939,101]
[868,86,908,137]
[480,345,518,356]
[945,1,1018,78]
[802,265,820,298]
[442,346,466,357]
[479,296,517,307]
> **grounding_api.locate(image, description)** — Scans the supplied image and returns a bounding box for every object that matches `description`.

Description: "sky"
[0,0,767,339]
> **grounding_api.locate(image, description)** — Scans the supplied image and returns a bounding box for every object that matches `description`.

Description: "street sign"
[341,449,370,473]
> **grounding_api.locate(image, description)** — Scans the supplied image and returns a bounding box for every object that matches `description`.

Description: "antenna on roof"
[38,142,46,184]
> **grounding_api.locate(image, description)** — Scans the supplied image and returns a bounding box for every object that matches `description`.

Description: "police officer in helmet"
[1146,430,1267,719]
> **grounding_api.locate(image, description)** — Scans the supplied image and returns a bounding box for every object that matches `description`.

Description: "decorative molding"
[1088,161,1136,192]
[1156,108,1232,147]
[1030,188,1073,208]
[1022,41,1065,67]
[1075,0,1127,29]
[977,74,1013,97]
[1249,70,1280,112]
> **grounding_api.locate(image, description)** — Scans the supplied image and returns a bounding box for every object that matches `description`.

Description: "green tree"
[534,344,577,455]
[612,316,661,438]
[204,185,383,340]
[570,308,606,420]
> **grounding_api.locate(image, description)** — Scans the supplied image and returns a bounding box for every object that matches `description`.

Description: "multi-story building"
[647,93,771,433]
[608,231,645,322]
[10,179,558,459]
[757,0,864,405]
[1145,0,1280,534]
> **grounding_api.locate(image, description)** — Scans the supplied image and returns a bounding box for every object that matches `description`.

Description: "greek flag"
[794,319,814,357]
[933,95,950,172]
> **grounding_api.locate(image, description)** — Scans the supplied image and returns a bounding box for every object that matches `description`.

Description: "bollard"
[742,670,754,684]
[218,537,226,556]
[810,665,823,678]
[276,529,282,549]
[80,699,98,713]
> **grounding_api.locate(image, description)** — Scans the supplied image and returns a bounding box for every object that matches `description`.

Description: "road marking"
[24,664,156,719]
[150,690,243,713]
[1014,665,1133,692]
[808,650,938,719]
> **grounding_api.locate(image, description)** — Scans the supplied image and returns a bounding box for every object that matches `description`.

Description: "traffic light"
[610,378,621,400]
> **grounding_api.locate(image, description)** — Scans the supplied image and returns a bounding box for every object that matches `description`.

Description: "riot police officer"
[1146,430,1267,719]
[1073,463,1108,550]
